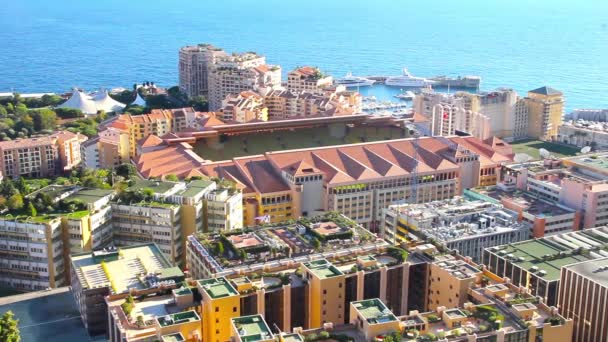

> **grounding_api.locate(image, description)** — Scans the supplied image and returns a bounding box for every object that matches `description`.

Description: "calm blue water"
[1,0,607,111]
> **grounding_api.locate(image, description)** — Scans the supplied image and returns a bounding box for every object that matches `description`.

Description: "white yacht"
[385,68,435,87]
[334,72,376,87]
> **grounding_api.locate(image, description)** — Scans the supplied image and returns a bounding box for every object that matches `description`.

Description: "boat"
[334,72,376,87]
[385,68,435,87]
[394,91,415,100]
[429,75,481,88]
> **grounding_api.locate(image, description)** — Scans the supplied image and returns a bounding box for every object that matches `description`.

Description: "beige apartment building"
[208,52,281,111]
[178,44,227,98]
[558,257,608,342]
[286,66,333,94]
[0,131,86,178]
[558,120,608,150]
[523,86,565,140]
[412,90,490,139]
[427,255,482,311]
[262,88,361,120]
[221,91,268,123]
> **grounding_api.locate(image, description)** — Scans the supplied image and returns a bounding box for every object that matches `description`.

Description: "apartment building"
[382,197,530,262]
[107,288,201,342]
[349,299,400,341]
[558,257,608,342]
[221,91,268,123]
[500,154,608,229]
[208,52,281,111]
[198,277,241,342]
[178,44,227,98]
[198,135,512,230]
[454,88,529,140]
[262,88,361,120]
[0,131,87,178]
[0,216,64,292]
[231,315,275,342]
[482,226,608,306]
[71,243,185,336]
[427,255,482,311]
[204,185,243,232]
[112,181,185,266]
[522,86,565,140]
[286,66,333,95]
[558,119,608,149]
[412,90,491,139]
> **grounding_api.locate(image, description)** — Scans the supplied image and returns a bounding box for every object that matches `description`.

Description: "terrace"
[161,333,185,342]
[232,315,274,342]
[352,298,397,324]
[72,244,179,293]
[433,256,481,280]
[191,213,382,273]
[157,310,200,327]
[198,277,239,299]
[303,259,343,279]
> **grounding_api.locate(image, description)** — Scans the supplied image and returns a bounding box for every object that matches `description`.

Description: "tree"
[216,241,225,255]
[0,106,7,117]
[7,194,24,211]
[31,108,58,131]
[109,90,136,105]
[165,174,179,182]
[40,94,64,107]
[55,107,84,119]
[0,310,20,342]
[188,96,208,112]
[312,238,321,250]
[27,202,37,217]
[115,163,137,179]
[0,196,6,209]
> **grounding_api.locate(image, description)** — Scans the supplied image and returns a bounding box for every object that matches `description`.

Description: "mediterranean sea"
[1,0,607,111]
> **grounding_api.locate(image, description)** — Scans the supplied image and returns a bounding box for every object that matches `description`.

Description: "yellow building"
[428,255,482,311]
[349,299,400,341]
[156,311,202,342]
[230,314,275,342]
[525,86,564,140]
[198,277,241,342]
[302,259,346,328]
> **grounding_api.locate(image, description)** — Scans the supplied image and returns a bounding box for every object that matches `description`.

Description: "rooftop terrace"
[175,179,214,198]
[303,259,343,279]
[198,277,239,299]
[434,256,481,279]
[232,315,274,342]
[352,298,397,324]
[72,243,180,293]
[469,188,574,217]
[157,310,200,327]
[128,179,181,194]
[67,188,114,204]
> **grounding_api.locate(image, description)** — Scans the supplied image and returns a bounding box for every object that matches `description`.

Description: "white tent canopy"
[132,92,147,106]
[94,89,126,113]
[58,88,126,115]
[58,88,98,115]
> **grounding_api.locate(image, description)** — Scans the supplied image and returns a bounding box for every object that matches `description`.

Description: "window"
[215,306,219,312]
[233,307,237,312]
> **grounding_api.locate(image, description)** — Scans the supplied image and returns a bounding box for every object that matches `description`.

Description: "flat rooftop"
[128,179,180,194]
[434,257,481,279]
[488,227,608,281]
[175,179,214,197]
[281,334,304,342]
[470,188,574,217]
[198,277,239,299]
[232,315,273,342]
[567,153,608,171]
[0,287,105,342]
[67,188,114,204]
[71,243,179,293]
[229,233,265,250]
[311,221,346,236]
[564,257,608,288]
[157,310,200,327]
[303,259,343,279]
[352,298,397,324]
[162,333,185,342]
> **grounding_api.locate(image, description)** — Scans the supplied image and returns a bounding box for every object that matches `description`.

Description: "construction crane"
[407,125,421,204]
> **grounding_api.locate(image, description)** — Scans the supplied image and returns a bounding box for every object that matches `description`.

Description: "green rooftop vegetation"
[127,179,177,194]
[193,125,406,161]
[510,139,580,159]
